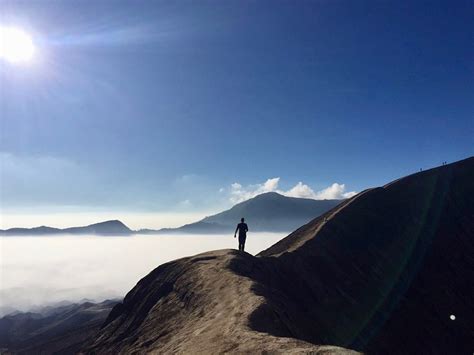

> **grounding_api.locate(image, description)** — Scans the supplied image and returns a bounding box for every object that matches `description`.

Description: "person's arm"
[234,224,239,238]
[245,224,248,232]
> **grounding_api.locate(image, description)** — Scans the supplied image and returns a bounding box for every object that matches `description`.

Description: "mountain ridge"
[0,300,118,353]
[146,192,342,234]
[0,219,132,236]
[1,194,342,236]
[84,156,474,354]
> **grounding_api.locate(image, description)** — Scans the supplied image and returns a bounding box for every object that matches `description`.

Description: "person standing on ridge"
[234,218,249,252]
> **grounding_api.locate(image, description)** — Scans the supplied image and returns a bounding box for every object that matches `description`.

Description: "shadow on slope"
[84,157,473,354]
[0,300,117,354]
[84,250,356,354]
[228,157,474,354]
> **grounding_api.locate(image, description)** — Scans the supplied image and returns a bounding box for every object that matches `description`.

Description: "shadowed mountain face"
[0,220,132,236]
[85,157,474,354]
[0,300,117,354]
[155,192,342,234]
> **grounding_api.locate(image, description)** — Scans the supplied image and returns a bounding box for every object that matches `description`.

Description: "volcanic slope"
[85,157,474,354]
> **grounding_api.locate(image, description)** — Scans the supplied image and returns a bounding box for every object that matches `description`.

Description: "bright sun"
[0,26,35,63]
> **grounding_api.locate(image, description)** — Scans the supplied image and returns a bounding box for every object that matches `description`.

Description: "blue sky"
[1,0,473,228]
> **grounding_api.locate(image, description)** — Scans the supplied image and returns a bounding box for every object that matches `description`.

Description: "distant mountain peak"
[88,220,128,227]
[1,219,132,236]
[249,191,286,200]
[257,191,282,196]
[156,192,342,234]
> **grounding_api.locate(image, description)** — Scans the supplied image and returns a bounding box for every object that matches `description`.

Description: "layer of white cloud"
[1,233,285,315]
[229,178,357,203]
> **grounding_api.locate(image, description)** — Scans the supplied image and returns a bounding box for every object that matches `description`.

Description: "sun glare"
[0,26,35,63]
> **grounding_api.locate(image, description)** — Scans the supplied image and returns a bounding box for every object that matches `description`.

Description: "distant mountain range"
[0,220,132,236]
[142,192,342,234]
[1,193,342,236]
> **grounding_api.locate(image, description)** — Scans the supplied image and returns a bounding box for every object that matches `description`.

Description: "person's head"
[241,217,245,222]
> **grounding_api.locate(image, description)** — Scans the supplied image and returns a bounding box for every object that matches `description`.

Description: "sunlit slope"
[84,157,473,354]
[84,250,357,354]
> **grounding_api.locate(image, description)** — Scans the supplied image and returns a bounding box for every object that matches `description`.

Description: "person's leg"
[241,236,246,252]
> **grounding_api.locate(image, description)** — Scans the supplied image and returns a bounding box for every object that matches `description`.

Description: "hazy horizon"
[0,210,212,230]
[1,187,351,230]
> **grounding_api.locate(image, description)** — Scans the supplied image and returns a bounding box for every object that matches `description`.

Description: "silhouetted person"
[234,218,248,252]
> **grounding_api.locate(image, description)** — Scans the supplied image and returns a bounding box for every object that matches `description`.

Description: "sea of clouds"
[0,233,284,316]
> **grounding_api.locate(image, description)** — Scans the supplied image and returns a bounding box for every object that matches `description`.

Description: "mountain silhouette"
[149,192,342,234]
[84,157,474,353]
[0,220,132,236]
[0,300,117,354]
[1,196,340,236]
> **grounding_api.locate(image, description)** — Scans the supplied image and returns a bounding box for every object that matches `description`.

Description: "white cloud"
[228,178,357,203]
[230,178,281,203]
[0,233,284,315]
[262,177,280,191]
[231,182,242,190]
[285,182,317,199]
[313,183,357,199]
